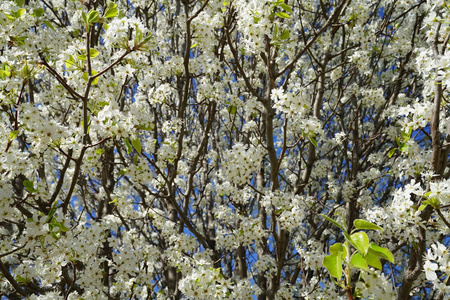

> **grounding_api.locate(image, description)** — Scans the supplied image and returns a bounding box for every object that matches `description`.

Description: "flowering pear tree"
[1,0,450,299]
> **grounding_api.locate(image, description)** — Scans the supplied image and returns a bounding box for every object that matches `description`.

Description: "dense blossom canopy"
[0,0,450,299]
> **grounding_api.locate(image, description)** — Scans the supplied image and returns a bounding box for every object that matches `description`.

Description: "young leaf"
[90,70,99,85]
[23,180,35,193]
[87,10,100,24]
[388,148,396,158]
[82,72,89,82]
[399,142,408,152]
[33,8,45,18]
[308,135,318,148]
[418,203,428,211]
[228,105,237,115]
[124,138,132,154]
[107,0,118,8]
[9,130,19,141]
[15,8,26,18]
[320,214,343,230]
[364,252,382,269]
[45,200,59,223]
[43,20,55,30]
[330,243,344,257]
[350,252,368,271]
[369,243,394,263]
[65,55,75,69]
[275,11,290,18]
[89,48,100,58]
[401,127,412,142]
[131,138,142,155]
[323,254,342,279]
[350,231,369,255]
[353,219,383,231]
[104,7,118,18]
[279,3,293,13]
[82,11,88,25]
[279,29,290,40]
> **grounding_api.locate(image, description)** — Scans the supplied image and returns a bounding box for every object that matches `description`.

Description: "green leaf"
[91,70,99,85]
[33,8,45,18]
[142,35,152,44]
[77,53,87,61]
[21,63,29,77]
[15,8,26,18]
[46,200,59,223]
[330,243,343,256]
[104,7,118,18]
[388,148,396,158]
[0,70,11,79]
[350,231,369,255]
[82,72,89,82]
[107,0,118,8]
[43,20,54,30]
[330,243,347,259]
[55,219,69,232]
[87,10,100,24]
[23,180,36,193]
[89,48,100,58]
[82,11,88,25]
[15,0,25,6]
[190,43,198,49]
[418,203,428,211]
[308,135,318,148]
[138,123,154,131]
[65,55,75,69]
[228,105,237,115]
[364,252,382,269]
[320,214,343,230]
[9,130,19,141]
[350,252,369,271]
[279,3,293,13]
[82,71,99,84]
[96,148,105,155]
[401,127,412,142]
[124,138,132,154]
[135,27,143,44]
[131,138,142,155]
[399,142,408,152]
[369,243,394,263]
[16,275,28,284]
[279,29,290,40]
[353,219,383,231]
[11,36,27,46]
[426,197,441,209]
[323,254,342,279]
[275,11,290,18]
[5,13,15,20]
